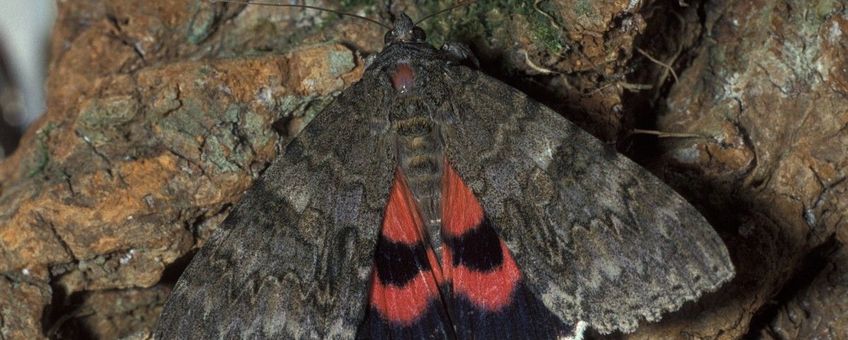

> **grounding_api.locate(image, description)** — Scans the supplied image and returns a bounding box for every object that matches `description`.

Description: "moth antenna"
[414,0,476,25]
[208,0,391,29]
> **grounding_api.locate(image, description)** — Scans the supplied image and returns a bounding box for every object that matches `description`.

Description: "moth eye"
[383,30,401,45]
[391,63,416,93]
[412,27,426,41]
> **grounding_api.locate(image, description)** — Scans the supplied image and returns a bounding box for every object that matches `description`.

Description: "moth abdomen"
[393,113,447,256]
[394,115,434,136]
[404,155,439,176]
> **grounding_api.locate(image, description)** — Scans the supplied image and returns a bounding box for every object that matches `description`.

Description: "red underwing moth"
[153,6,734,339]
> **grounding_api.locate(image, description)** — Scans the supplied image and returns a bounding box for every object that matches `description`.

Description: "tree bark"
[0,0,845,338]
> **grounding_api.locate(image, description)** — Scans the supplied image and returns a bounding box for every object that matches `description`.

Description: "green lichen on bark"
[27,123,56,178]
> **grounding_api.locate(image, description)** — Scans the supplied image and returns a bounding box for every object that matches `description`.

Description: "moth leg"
[364,54,378,69]
[441,42,480,68]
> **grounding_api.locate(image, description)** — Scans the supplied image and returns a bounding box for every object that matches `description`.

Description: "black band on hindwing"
[373,235,431,286]
[443,217,503,271]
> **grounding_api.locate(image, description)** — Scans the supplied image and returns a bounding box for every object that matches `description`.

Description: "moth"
[154,6,734,339]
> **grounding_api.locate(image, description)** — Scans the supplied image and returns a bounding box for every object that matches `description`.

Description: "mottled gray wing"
[444,66,734,334]
[153,79,395,339]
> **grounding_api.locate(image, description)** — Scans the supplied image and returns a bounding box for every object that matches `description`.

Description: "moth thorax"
[395,116,445,254]
[391,63,415,93]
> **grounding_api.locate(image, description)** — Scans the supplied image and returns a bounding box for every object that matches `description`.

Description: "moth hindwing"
[154,11,734,339]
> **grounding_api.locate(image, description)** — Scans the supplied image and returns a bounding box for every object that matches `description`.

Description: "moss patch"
[421,0,566,54]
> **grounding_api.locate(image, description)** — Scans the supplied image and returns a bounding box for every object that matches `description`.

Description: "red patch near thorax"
[391,63,416,93]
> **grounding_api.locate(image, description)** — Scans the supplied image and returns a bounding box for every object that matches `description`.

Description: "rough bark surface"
[0,0,845,339]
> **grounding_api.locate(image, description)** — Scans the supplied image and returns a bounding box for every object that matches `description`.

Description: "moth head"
[385,13,426,45]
